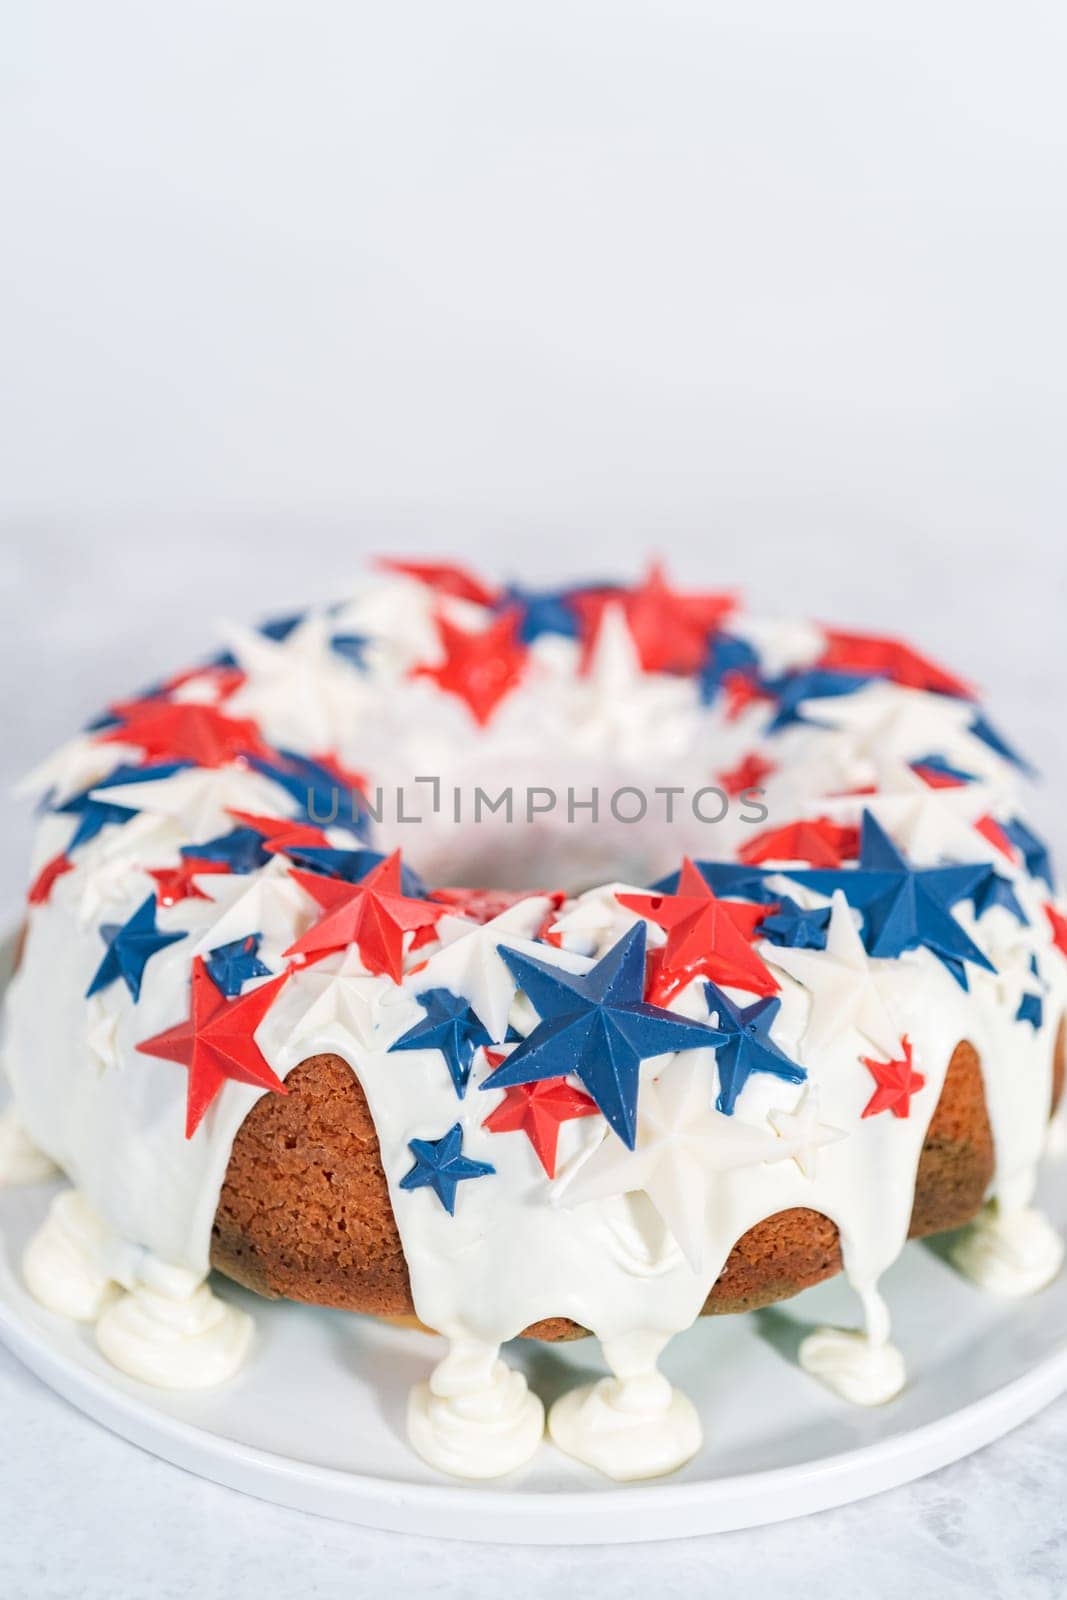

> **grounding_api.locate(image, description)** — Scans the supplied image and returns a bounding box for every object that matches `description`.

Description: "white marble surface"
[3,0,1067,1591]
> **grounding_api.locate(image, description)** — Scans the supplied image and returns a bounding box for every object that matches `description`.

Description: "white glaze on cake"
[2,566,1064,1479]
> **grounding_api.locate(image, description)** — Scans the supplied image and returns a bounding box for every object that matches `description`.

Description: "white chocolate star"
[768,1086,845,1178]
[93,765,290,844]
[223,613,375,752]
[546,883,661,961]
[560,605,698,762]
[405,898,551,1039]
[560,1057,793,1272]
[188,857,312,965]
[818,764,1007,867]
[281,947,410,1054]
[17,734,143,806]
[798,682,987,782]
[763,891,900,1058]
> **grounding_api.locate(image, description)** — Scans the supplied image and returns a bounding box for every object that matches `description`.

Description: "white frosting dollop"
[95,1262,252,1389]
[798,1327,907,1406]
[23,1190,123,1322]
[0,1105,58,1185]
[407,1339,545,1478]
[950,1199,1064,1297]
[548,1330,702,1480]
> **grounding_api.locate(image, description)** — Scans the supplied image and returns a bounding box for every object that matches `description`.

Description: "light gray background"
[1,2,1065,1595]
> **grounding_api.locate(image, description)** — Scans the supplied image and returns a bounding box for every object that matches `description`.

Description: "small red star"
[286,849,446,980]
[227,810,331,855]
[412,610,528,725]
[99,701,269,768]
[722,670,772,721]
[860,1036,925,1119]
[817,629,974,698]
[573,562,736,677]
[481,1050,599,1177]
[717,752,776,797]
[1045,903,1067,959]
[148,857,231,907]
[379,558,499,608]
[137,957,289,1138]
[27,851,75,905]
[617,858,778,1003]
[739,817,859,868]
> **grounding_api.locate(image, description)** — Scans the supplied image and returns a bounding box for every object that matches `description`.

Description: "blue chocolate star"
[204,933,272,998]
[399,1123,495,1214]
[759,896,832,950]
[703,984,806,1114]
[252,750,368,838]
[180,826,272,873]
[86,893,186,1002]
[390,987,494,1098]
[480,924,726,1149]
[57,762,188,851]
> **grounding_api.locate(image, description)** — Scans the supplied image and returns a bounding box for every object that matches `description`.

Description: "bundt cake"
[2,559,1064,1481]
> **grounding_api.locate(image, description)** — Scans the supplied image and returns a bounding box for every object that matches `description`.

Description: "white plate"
[0,1164,1065,1543]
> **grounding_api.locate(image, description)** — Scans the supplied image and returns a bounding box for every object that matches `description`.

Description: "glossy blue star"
[764,669,872,733]
[398,1123,495,1214]
[273,843,427,897]
[57,762,188,851]
[1015,991,1043,1029]
[329,632,369,669]
[390,988,494,1097]
[758,896,831,950]
[971,870,1028,924]
[698,633,762,706]
[501,584,582,644]
[702,984,806,1114]
[783,812,996,989]
[910,753,978,784]
[252,750,369,839]
[480,924,727,1149]
[204,933,272,998]
[1002,817,1054,890]
[86,893,185,1001]
[651,860,781,906]
[180,826,271,873]
[969,713,1034,775]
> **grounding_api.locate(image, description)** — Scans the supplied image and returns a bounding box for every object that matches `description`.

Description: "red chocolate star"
[617,858,778,1003]
[429,886,565,926]
[99,701,269,768]
[227,810,332,854]
[148,857,231,908]
[739,817,860,868]
[717,752,775,797]
[286,849,445,980]
[27,851,75,905]
[481,1050,599,1177]
[137,957,289,1137]
[574,563,736,677]
[1045,903,1067,959]
[860,1035,925,1119]
[817,629,974,698]
[412,610,528,725]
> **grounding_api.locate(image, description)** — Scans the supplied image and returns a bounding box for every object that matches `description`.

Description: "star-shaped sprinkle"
[286,849,444,980]
[970,870,1028,924]
[98,763,287,841]
[204,933,272,998]
[136,957,289,1136]
[57,761,188,851]
[784,811,996,988]
[652,859,781,906]
[860,1036,925,1118]
[758,897,831,950]
[283,947,404,1054]
[98,701,269,768]
[764,891,900,1057]
[717,752,776,797]
[389,987,494,1098]
[86,894,186,1002]
[1016,991,1043,1029]
[222,614,375,754]
[189,856,311,963]
[481,924,726,1149]
[739,818,859,868]
[228,810,331,855]
[148,857,231,907]
[179,826,271,873]
[481,1050,598,1177]
[617,859,778,1003]
[702,984,806,1115]
[573,563,736,677]
[398,1123,495,1214]
[1003,817,1054,890]
[412,609,528,725]
[764,668,872,732]
[27,851,74,905]
[500,583,582,644]
[275,842,428,898]
[698,632,763,708]
[560,1057,791,1270]
[816,629,973,698]
[768,1086,845,1178]
[409,898,552,1038]
[250,749,368,839]
[1045,903,1067,960]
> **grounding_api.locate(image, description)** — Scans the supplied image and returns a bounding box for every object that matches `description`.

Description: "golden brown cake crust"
[210,1035,1008,1337]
